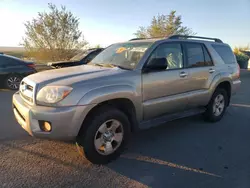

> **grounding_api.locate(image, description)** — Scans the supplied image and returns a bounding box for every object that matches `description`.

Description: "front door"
[142,42,190,120]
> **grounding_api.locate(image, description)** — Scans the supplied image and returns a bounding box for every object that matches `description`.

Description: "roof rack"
[129,35,223,43]
[129,37,163,41]
[129,38,147,41]
[168,35,223,43]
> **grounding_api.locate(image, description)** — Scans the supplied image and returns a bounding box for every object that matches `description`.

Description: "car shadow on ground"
[106,116,223,187]
[106,107,250,187]
[0,83,15,91]
[0,115,227,187]
[0,84,7,90]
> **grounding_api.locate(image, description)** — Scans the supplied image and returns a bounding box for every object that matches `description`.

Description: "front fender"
[78,84,137,104]
[77,84,142,120]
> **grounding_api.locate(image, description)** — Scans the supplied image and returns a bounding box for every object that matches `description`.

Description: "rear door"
[183,43,216,108]
[0,56,23,79]
[0,56,8,81]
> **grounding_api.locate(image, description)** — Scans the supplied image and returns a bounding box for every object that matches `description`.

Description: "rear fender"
[207,72,232,103]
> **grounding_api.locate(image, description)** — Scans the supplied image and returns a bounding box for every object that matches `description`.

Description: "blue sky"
[0,0,249,48]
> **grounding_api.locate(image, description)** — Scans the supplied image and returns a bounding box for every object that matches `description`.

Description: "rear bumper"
[232,79,241,95]
[12,92,94,141]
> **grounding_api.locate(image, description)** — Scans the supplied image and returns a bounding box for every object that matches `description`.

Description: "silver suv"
[12,35,241,164]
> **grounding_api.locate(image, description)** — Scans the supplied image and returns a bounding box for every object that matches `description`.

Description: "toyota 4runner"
[12,35,241,164]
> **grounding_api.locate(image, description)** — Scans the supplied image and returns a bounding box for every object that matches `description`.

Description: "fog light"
[39,121,52,132]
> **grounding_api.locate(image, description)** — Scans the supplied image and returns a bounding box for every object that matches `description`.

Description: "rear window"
[0,55,21,66]
[212,45,236,64]
[185,43,213,68]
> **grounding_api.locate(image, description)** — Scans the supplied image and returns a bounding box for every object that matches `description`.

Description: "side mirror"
[144,58,168,72]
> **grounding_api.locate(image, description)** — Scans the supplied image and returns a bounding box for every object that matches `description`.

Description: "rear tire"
[5,74,22,90]
[204,88,228,122]
[77,106,130,164]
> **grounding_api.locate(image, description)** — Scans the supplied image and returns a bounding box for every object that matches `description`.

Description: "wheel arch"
[209,75,232,106]
[77,98,139,138]
[215,81,231,106]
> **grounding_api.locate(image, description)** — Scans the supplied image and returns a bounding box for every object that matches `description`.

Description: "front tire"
[77,106,130,164]
[204,88,228,122]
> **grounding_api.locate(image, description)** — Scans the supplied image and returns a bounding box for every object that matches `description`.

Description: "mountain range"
[0,46,25,52]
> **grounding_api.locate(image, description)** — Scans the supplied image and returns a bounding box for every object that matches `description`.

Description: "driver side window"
[148,43,183,70]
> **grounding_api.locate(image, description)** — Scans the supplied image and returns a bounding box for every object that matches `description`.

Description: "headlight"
[36,86,73,104]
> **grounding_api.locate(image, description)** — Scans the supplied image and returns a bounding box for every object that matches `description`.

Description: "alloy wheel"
[94,119,124,155]
[213,94,225,116]
[7,76,21,90]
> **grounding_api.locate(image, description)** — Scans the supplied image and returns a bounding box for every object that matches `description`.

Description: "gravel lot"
[0,71,250,188]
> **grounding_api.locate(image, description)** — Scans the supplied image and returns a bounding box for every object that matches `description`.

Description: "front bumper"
[12,92,94,141]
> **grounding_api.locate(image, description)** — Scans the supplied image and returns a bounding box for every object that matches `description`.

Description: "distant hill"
[0,46,25,52]
[0,47,25,58]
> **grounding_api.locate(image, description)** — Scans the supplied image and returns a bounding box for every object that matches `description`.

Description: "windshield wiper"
[88,63,106,67]
[88,63,131,70]
[109,64,131,70]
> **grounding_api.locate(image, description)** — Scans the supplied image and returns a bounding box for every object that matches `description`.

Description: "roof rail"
[129,37,164,41]
[129,38,147,41]
[87,48,104,50]
[168,35,223,43]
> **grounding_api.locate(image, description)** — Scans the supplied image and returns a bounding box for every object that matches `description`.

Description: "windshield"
[70,51,89,61]
[90,42,152,69]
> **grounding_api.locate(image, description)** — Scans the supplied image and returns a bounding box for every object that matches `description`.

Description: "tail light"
[27,64,35,68]
[236,63,240,78]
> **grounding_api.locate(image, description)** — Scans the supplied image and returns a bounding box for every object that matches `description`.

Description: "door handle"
[179,71,188,77]
[209,68,215,73]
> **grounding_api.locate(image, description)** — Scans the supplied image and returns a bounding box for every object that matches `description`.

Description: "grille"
[20,81,34,104]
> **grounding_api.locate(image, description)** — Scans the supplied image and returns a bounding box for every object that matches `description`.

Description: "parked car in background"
[47,48,104,69]
[13,35,241,164]
[0,53,36,90]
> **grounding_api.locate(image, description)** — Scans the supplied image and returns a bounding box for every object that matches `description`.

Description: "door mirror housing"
[144,58,168,72]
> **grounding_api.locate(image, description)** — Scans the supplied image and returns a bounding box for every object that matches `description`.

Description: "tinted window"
[0,56,5,67]
[185,43,213,67]
[0,56,20,66]
[148,43,183,70]
[85,51,101,63]
[203,46,213,66]
[186,43,203,67]
[212,45,236,64]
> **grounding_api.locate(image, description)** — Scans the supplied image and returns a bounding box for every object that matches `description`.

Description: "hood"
[26,65,123,86]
